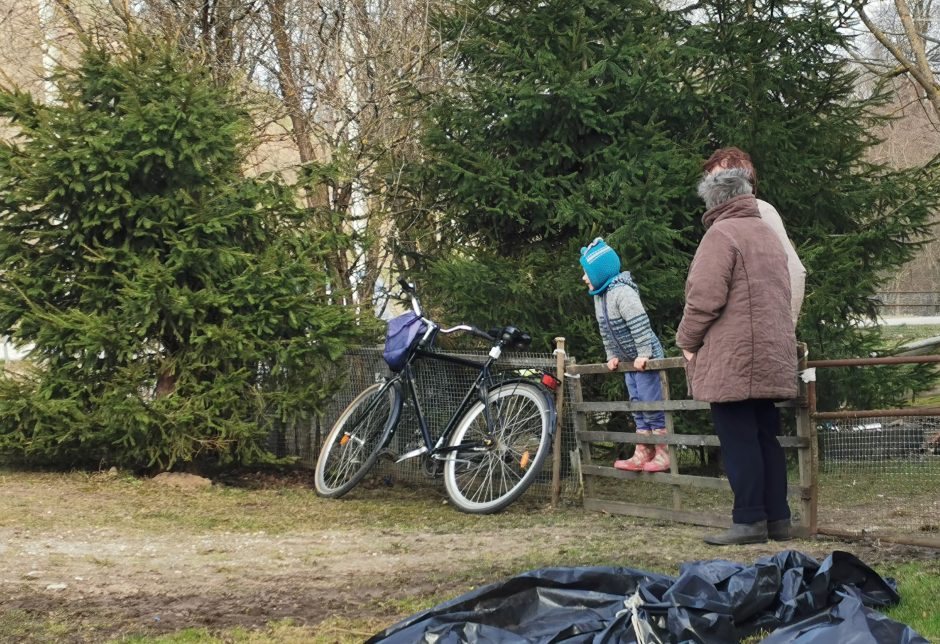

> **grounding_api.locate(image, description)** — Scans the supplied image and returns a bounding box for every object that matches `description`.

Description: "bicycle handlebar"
[440,324,497,343]
[397,277,416,294]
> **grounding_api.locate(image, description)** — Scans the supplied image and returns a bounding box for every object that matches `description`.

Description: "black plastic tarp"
[367,550,928,643]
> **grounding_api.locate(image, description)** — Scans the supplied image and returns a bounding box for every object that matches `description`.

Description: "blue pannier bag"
[382,312,428,372]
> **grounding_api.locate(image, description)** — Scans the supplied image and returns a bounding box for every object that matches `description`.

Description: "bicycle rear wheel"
[315,381,402,498]
[443,381,553,514]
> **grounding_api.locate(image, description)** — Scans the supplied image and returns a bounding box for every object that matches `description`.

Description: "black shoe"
[768,518,792,541]
[703,521,768,545]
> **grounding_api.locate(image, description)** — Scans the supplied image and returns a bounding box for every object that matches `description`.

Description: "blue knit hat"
[579,238,621,295]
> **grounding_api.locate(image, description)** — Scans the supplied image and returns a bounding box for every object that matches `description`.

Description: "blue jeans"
[624,371,666,431]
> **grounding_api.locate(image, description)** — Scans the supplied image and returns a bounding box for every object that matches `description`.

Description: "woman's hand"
[606,357,620,371]
[682,349,695,362]
[633,356,649,371]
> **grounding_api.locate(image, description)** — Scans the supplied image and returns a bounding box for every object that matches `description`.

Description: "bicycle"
[314,279,558,514]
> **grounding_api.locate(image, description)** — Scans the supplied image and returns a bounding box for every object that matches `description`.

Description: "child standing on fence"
[580,238,670,473]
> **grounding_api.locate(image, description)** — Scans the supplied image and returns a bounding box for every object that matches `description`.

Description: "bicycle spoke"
[455,415,528,505]
[457,427,488,498]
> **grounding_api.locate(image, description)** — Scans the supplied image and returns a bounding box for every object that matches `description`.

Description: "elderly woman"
[677,159,798,545]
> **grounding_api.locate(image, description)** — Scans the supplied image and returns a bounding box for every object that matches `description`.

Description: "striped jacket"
[593,272,664,362]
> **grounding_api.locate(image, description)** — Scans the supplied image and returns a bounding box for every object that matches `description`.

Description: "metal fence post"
[570,358,590,500]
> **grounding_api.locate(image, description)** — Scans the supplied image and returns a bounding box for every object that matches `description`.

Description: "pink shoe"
[642,431,671,472]
[642,445,670,472]
[614,444,654,471]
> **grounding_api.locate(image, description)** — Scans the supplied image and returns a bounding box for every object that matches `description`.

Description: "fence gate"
[570,352,817,537]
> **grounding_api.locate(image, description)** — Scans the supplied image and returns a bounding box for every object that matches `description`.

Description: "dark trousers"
[710,399,791,525]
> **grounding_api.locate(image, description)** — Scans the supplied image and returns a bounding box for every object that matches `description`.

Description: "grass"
[0,467,577,536]
[0,610,74,642]
[115,620,354,644]
[819,464,940,502]
[110,618,403,644]
[1,469,938,643]
[883,559,940,638]
[912,391,940,406]
[816,464,940,535]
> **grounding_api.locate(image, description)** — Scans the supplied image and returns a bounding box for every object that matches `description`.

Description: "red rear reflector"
[541,374,559,390]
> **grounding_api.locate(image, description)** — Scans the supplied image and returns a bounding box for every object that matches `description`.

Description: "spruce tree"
[0,35,363,469]
[412,0,702,362]
[414,0,940,409]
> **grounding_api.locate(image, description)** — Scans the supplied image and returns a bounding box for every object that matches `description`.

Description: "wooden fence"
[569,349,818,537]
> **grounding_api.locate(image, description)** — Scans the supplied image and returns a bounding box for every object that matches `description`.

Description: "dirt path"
[0,523,591,636]
[0,471,934,642]
[0,472,630,640]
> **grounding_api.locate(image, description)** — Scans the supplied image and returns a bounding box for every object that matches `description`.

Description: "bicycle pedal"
[395,445,429,463]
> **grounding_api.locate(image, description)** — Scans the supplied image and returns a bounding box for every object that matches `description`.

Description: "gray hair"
[697,168,754,209]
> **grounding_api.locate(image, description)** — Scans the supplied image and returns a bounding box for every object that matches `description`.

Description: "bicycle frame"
[400,349,506,460]
[384,347,505,463]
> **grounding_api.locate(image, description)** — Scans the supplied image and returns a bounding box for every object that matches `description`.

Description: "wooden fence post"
[796,342,817,537]
[551,337,566,507]
[659,370,682,511]
[570,359,590,499]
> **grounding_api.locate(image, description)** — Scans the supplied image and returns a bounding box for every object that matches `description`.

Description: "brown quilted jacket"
[676,194,798,402]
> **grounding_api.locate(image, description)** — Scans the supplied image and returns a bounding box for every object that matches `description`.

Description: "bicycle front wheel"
[315,381,402,498]
[443,381,554,514]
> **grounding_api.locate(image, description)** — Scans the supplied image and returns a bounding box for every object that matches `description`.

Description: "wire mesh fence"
[271,347,582,503]
[817,415,940,544]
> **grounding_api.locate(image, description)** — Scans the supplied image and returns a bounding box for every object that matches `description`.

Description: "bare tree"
[253,0,445,302]
[847,0,940,124]
[869,90,940,299]
[125,0,445,305]
[5,0,447,308]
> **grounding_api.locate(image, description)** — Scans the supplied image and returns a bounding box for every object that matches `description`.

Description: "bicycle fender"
[380,379,405,449]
